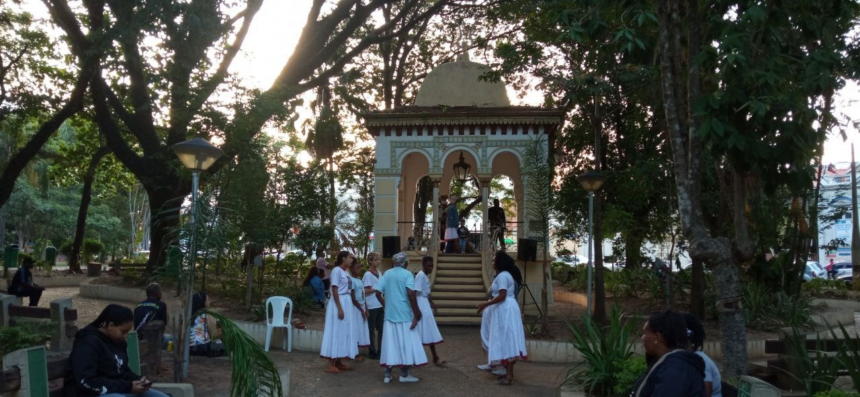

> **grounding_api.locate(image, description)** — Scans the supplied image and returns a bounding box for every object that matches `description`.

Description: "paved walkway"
[275,326,567,397]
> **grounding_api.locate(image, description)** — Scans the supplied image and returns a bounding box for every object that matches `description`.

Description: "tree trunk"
[690,257,705,318]
[593,196,607,323]
[624,234,644,269]
[144,186,183,273]
[69,147,110,274]
[329,157,336,249]
[0,214,5,250]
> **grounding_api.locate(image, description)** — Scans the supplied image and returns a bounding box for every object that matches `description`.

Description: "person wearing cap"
[373,252,426,383]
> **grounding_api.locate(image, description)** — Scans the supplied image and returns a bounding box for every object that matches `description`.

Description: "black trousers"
[367,307,384,355]
[14,285,43,307]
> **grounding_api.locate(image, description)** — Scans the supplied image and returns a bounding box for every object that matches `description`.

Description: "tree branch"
[91,75,148,176]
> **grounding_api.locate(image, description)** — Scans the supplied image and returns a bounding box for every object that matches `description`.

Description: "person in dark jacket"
[133,283,168,330]
[9,257,44,306]
[64,304,168,397]
[631,310,705,397]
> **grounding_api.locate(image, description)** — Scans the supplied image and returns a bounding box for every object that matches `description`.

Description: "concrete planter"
[32,276,92,288]
[79,279,146,302]
[526,337,768,363]
[233,320,323,353]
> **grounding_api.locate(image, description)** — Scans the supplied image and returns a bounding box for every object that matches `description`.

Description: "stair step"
[433,291,487,299]
[437,263,482,270]
[436,316,482,325]
[434,277,483,285]
[437,307,481,316]
[435,300,485,308]
[436,269,482,277]
[437,255,482,264]
[434,284,486,292]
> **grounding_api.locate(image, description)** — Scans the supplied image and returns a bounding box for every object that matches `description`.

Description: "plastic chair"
[265,296,293,352]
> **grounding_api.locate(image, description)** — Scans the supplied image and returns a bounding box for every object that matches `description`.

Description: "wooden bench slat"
[8,305,51,319]
[47,358,69,380]
[0,367,22,393]
[64,308,77,322]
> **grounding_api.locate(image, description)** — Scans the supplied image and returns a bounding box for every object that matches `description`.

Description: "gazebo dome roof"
[414,54,510,107]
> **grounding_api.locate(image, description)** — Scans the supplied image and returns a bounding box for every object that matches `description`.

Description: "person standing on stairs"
[415,256,446,366]
[445,195,460,253]
[363,252,385,360]
[457,219,470,254]
[374,252,426,383]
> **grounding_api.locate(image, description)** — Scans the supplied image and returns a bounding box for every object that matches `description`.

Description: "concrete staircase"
[433,253,486,325]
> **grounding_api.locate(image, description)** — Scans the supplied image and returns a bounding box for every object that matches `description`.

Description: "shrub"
[784,328,841,396]
[82,239,104,261]
[613,356,648,396]
[566,305,635,396]
[815,391,860,397]
[565,266,588,291]
[744,281,815,330]
[803,278,849,297]
[0,322,52,359]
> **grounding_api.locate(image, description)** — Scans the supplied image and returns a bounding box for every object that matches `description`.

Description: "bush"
[815,391,860,397]
[0,321,52,359]
[744,281,815,331]
[566,305,636,396]
[83,239,104,261]
[613,356,648,396]
[803,278,849,297]
[565,266,588,292]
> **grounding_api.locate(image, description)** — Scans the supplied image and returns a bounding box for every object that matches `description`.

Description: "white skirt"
[416,296,443,345]
[483,298,528,365]
[351,301,371,347]
[380,320,428,368]
[445,228,459,240]
[319,294,358,359]
[480,304,492,351]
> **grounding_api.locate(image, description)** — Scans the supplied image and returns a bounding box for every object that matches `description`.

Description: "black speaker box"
[518,238,537,261]
[382,236,401,259]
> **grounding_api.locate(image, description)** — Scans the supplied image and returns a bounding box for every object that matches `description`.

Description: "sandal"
[433,358,447,367]
[335,362,353,371]
[325,366,340,374]
[496,376,514,386]
[354,356,366,362]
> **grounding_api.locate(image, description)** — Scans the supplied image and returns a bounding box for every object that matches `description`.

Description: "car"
[837,273,853,288]
[804,261,826,281]
[554,255,582,266]
[830,261,852,279]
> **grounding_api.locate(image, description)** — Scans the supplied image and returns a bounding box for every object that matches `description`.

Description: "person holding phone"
[64,304,168,396]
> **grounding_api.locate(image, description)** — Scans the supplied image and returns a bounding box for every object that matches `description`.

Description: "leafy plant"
[565,305,636,396]
[197,310,283,397]
[781,328,841,396]
[613,356,647,396]
[815,391,860,397]
[82,238,104,262]
[743,282,815,330]
[803,278,849,298]
[0,324,48,359]
[824,320,860,393]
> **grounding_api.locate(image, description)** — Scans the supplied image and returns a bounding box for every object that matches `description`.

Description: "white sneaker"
[383,376,391,384]
[492,368,507,376]
[477,364,493,371]
[399,375,420,383]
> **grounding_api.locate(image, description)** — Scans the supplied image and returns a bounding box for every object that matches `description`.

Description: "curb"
[78,279,146,302]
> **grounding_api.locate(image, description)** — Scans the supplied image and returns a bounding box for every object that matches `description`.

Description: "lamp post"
[577,170,605,316]
[172,137,223,379]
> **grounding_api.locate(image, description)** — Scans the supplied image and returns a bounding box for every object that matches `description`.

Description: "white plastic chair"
[265,296,293,352]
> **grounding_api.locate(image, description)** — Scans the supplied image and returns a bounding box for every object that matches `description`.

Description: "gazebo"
[362,54,564,322]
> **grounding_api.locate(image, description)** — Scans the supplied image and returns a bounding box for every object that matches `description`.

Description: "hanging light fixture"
[453,151,471,182]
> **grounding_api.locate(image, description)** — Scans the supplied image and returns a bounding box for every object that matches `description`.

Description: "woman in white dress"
[319,251,358,373]
[477,251,527,386]
[415,256,445,366]
[349,260,371,361]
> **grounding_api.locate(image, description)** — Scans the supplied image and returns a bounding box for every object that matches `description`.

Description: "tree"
[39,0,451,271]
[656,0,860,377]
[524,137,553,335]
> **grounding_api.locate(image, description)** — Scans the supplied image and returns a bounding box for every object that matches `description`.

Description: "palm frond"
[198,310,284,397]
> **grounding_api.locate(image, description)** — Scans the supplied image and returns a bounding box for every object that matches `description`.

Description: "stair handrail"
[482,221,498,291]
[430,222,440,288]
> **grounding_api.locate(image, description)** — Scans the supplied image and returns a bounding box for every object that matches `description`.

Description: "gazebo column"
[430,178,441,252]
[480,178,491,238]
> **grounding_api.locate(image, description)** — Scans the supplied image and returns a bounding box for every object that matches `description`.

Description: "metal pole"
[182,171,199,379]
[586,191,594,316]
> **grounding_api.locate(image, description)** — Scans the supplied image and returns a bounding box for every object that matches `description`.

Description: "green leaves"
[565,305,636,396]
[197,310,284,397]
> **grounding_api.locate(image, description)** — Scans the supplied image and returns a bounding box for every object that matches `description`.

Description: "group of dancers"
[319,249,528,386]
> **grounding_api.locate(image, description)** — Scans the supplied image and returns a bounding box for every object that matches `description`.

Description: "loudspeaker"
[517,238,537,261]
[382,236,401,259]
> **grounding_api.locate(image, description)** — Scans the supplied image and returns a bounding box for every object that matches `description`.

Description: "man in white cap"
[374,251,426,383]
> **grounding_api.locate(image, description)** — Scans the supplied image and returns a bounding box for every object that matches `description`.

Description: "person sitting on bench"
[64,304,168,397]
[9,257,44,307]
[188,292,225,357]
[134,283,173,348]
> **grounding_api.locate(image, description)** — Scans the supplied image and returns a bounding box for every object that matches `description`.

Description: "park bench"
[0,331,193,397]
[0,295,77,351]
[109,262,147,276]
[764,331,856,390]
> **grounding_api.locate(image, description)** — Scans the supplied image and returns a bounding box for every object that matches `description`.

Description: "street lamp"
[172,137,223,379]
[453,151,471,182]
[577,170,605,316]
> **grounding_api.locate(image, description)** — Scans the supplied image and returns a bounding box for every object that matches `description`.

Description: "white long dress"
[319,266,358,359]
[482,271,528,365]
[414,271,443,345]
[351,276,371,347]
